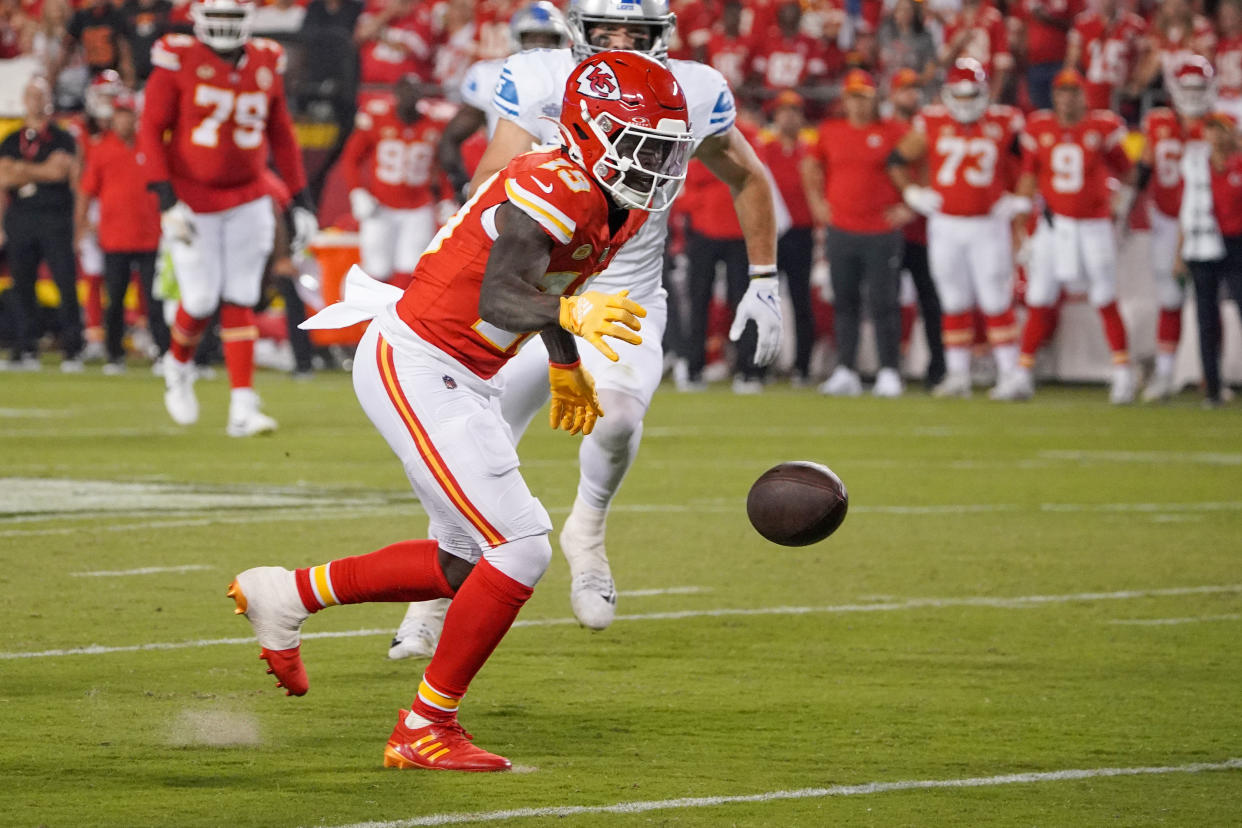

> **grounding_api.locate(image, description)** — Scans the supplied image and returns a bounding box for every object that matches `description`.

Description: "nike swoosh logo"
[533,178,555,194]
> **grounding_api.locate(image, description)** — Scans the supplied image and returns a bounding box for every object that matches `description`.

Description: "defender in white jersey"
[436,2,568,198]
[387,0,782,659]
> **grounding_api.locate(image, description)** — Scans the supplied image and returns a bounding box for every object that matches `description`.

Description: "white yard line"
[1040,450,1242,466]
[618,586,709,597]
[70,565,214,577]
[1107,614,1242,626]
[3,583,1238,661]
[319,758,1242,828]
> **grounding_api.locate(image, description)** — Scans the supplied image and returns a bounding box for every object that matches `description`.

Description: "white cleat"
[932,371,972,398]
[731,377,763,395]
[872,367,904,398]
[560,501,616,630]
[818,366,863,397]
[227,388,278,437]
[227,565,311,696]
[388,598,450,660]
[1141,371,1176,403]
[1109,365,1136,405]
[163,353,199,425]
[989,369,1034,401]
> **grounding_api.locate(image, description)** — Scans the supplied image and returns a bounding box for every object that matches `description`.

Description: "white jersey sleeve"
[668,59,736,148]
[460,58,506,137]
[491,48,576,145]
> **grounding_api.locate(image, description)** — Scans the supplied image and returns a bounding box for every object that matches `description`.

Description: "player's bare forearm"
[469,119,538,197]
[696,127,777,266]
[438,105,486,197]
[477,201,561,332]
[540,326,580,366]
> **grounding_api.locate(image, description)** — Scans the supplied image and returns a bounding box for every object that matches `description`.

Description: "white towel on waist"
[299,265,405,331]
[1051,215,1080,282]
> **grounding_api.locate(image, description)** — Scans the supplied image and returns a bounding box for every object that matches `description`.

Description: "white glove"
[730,275,783,366]
[1014,236,1033,267]
[349,188,378,222]
[160,201,196,245]
[291,205,318,254]
[992,193,1033,221]
[902,185,942,217]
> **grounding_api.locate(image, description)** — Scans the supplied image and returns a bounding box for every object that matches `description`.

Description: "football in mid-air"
[746,461,848,546]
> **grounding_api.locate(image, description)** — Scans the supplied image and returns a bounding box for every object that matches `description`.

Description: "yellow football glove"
[548,361,604,436]
[558,289,647,362]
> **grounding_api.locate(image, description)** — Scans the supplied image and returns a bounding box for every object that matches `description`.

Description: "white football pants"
[169,195,275,318]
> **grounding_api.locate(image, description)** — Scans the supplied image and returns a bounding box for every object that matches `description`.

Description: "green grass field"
[1,366,1240,827]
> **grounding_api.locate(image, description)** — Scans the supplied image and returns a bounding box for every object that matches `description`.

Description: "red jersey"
[1211,154,1242,236]
[915,103,1024,217]
[1068,11,1147,110]
[757,129,816,230]
[703,30,752,91]
[140,34,306,214]
[357,1,436,85]
[394,149,647,379]
[942,3,1013,76]
[810,117,908,233]
[1021,109,1131,219]
[79,131,161,252]
[1216,33,1242,100]
[1013,0,1082,65]
[750,31,834,90]
[1150,15,1217,81]
[341,98,443,210]
[1141,106,1202,218]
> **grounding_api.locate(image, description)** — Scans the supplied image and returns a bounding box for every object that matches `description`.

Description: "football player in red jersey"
[1065,0,1148,111]
[1003,68,1137,403]
[891,58,1030,399]
[341,76,449,289]
[227,52,692,772]
[1136,56,1213,400]
[139,0,314,437]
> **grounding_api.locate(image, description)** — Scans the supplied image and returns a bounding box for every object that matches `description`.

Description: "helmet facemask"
[566,0,676,62]
[1171,76,1214,119]
[942,81,988,123]
[192,1,254,52]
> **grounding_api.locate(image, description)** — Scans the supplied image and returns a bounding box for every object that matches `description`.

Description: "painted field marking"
[1040,449,1242,466]
[319,758,1242,828]
[3,583,1238,661]
[618,586,709,598]
[0,505,420,538]
[70,565,213,578]
[1107,614,1242,626]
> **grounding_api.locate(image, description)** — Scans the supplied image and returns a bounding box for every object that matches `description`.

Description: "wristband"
[748,264,777,278]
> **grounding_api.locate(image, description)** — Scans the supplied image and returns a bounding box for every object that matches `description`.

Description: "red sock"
[1019,306,1056,367]
[84,274,104,330]
[170,304,210,362]
[985,308,1018,346]
[1097,302,1128,361]
[941,311,974,349]
[294,539,454,612]
[413,559,533,721]
[387,272,414,290]
[220,302,257,389]
[1157,307,1182,352]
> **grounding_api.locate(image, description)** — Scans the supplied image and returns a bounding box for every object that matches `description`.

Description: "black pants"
[778,226,816,379]
[1188,237,1242,401]
[826,226,903,371]
[4,209,81,358]
[902,241,946,384]
[684,230,760,380]
[103,251,167,361]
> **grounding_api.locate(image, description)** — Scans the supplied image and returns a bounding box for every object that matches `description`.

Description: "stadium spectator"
[0,76,82,371]
[26,0,82,111]
[694,0,752,95]
[122,0,172,84]
[76,90,164,373]
[1012,0,1082,110]
[303,0,363,35]
[749,1,837,104]
[1179,110,1242,407]
[876,0,938,88]
[1215,0,1242,123]
[0,0,24,59]
[252,0,305,34]
[940,0,1012,100]
[1064,0,1148,111]
[63,0,136,88]
[758,89,818,385]
[354,0,436,85]
[801,68,911,397]
[1134,0,1216,95]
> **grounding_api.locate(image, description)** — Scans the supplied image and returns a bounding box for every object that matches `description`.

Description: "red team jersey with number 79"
[394,148,648,379]
[139,33,306,213]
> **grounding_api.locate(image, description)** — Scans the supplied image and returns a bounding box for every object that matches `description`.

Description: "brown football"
[746,461,848,546]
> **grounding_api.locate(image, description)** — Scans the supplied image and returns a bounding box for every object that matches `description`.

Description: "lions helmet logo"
[578,62,621,101]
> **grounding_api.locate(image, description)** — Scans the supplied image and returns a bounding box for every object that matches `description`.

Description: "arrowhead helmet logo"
[578,62,621,101]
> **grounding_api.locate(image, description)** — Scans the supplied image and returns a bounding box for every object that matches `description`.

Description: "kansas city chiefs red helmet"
[1169,55,1215,119]
[191,0,255,52]
[557,51,693,212]
[942,58,989,123]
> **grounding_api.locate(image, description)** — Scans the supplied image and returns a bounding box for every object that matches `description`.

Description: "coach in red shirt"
[77,92,165,372]
[801,69,912,397]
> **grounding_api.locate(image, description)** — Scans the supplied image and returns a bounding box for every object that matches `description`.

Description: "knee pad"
[483,531,552,588]
[592,390,645,455]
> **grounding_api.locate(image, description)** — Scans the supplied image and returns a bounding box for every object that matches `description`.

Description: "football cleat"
[818,365,862,397]
[932,372,972,398]
[872,368,904,398]
[1141,371,1176,403]
[1109,364,1136,405]
[383,711,511,772]
[989,369,1034,401]
[560,508,616,630]
[227,566,310,696]
[227,388,278,437]
[163,353,199,425]
[388,598,449,660]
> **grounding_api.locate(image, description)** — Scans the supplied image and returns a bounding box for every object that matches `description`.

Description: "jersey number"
[1086,38,1128,86]
[1153,138,1182,189]
[539,158,592,193]
[190,86,268,150]
[934,135,998,188]
[1050,143,1085,193]
[376,139,433,186]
